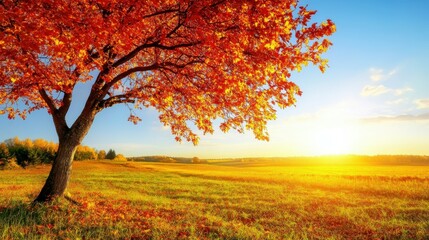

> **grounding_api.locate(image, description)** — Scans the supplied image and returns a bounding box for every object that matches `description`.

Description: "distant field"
[1,159,429,239]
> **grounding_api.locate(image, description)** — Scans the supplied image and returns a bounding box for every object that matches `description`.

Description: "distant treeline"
[128,156,207,164]
[210,155,429,166]
[128,155,429,166]
[0,137,122,169]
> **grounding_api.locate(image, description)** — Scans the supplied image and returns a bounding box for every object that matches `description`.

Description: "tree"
[98,150,106,160]
[0,0,335,203]
[0,142,10,164]
[0,142,20,170]
[192,157,200,164]
[74,145,97,160]
[3,137,58,167]
[106,149,117,160]
[0,143,8,156]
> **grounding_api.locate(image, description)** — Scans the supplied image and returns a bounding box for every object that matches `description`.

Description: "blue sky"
[1,0,429,158]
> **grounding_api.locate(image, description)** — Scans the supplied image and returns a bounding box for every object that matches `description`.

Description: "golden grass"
[1,159,429,239]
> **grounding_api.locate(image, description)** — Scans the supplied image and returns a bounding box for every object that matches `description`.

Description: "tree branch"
[116,64,159,81]
[100,64,159,96]
[156,41,202,51]
[97,84,156,110]
[97,93,137,110]
[38,88,58,114]
[112,42,159,68]
[112,5,198,70]
[58,91,72,117]
[162,59,203,69]
[38,87,70,136]
[142,8,180,19]
[112,40,200,69]
[97,95,135,109]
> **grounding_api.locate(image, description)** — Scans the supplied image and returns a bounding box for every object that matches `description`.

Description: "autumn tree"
[0,142,19,170]
[0,142,10,161]
[98,150,106,160]
[3,137,57,167]
[74,145,97,160]
[0,0,335,203]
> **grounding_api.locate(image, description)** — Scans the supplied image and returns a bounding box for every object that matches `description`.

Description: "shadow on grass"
[0,201,44,227]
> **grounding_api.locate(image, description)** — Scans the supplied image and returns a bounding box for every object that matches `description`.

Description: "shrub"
[0,157,20,170]
[113,154,127,161]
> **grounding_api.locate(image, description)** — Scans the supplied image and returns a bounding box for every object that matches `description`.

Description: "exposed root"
[64,195,82,206]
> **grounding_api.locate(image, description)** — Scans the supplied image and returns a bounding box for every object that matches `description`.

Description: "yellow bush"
[113,154,127,161]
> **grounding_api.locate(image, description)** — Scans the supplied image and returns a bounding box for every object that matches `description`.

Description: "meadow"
[1,158,429,239]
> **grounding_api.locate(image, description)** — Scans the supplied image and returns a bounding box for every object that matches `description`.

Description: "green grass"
[1,160,429,239]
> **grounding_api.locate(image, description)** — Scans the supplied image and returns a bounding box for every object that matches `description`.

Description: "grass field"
[1,159,429,239]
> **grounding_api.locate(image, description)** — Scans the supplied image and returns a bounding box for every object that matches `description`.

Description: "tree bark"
[33,110,96,203]
[33,136,79,203]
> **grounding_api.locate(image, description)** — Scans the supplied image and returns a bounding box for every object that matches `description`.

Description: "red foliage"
[1,0,335,143]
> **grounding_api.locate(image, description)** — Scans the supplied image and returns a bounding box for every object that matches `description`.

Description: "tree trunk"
[33,136,79,203]
[34,109,96,203]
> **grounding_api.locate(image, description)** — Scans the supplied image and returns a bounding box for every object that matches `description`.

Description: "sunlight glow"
[311,126,354,155]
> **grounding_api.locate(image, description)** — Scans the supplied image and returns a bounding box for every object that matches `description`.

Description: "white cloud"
[386,98,405,105]
[361,112,429,123]
[415,99,429,109]
[361,85,391,96]
[281,101,361,125]
[369,68,384,81]
[394,87,413,96]
[369,67,397,81]
[361,85,413,97]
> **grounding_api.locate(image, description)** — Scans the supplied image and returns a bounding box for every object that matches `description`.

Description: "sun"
[311,126,354,155]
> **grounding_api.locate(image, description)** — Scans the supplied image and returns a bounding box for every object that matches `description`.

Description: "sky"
[1,0,429,158]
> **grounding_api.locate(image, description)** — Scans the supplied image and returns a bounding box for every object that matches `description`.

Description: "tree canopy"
[1,0,335,203]
[1,0,335,144]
